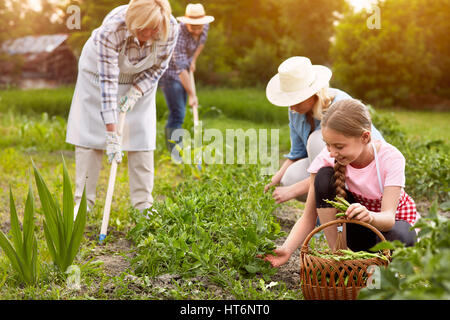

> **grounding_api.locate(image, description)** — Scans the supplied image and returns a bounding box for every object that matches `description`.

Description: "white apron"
[66,35,158,151]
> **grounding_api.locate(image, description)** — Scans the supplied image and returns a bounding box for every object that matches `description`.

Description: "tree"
[67,0,129,56]
[330,0,449,108]
[192,0,347,86]
[277,0,349,65]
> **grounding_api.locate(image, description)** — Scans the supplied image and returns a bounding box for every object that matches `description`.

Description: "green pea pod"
[335,196,351,207]
[324,199,348,212]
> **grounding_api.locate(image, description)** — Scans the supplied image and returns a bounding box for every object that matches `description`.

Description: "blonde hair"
[312,86,334,120]
[321,99,372,199]
[126,0,172,41]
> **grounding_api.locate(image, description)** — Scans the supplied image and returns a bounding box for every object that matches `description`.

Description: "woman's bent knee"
[280,159,309,186]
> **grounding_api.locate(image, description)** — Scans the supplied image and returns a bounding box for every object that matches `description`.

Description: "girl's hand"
[263,248,291,268]
[346,203,374,224]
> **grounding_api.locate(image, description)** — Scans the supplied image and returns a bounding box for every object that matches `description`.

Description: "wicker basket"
[299,219,390,300]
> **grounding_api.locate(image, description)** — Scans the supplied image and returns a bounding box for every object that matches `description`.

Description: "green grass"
[0,86,75,118]
[1,86,448,139]
[378,109,450,143]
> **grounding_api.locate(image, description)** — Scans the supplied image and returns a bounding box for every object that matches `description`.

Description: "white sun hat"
[176,3,215,25]
[266,56,332,107]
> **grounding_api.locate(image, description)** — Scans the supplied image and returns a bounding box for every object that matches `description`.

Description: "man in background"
[159,3,214,158]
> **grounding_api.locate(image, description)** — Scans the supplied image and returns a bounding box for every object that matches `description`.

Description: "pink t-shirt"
[307,141,405,200]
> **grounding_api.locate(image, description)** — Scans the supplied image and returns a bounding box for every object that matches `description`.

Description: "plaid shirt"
[160,22,209,82]
[92,5,179,124]
[351,190,419,226]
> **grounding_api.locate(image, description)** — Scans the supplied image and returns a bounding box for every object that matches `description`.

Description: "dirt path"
[91,234,135,277]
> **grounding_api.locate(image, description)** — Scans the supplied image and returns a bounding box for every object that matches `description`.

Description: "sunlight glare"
[348,0,379,12]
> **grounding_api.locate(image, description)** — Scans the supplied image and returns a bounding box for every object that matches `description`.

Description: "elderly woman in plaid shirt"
[66,0,178,213]
[159,3,214,156]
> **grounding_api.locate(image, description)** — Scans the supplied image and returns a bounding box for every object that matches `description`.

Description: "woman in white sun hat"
[264,56,384,203]
[66,0,178,213]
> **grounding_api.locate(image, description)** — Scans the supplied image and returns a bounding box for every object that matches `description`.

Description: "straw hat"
[266,56,332,107]
[177,3,215,25]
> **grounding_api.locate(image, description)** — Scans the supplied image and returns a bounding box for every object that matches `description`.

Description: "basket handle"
[300,218,390,256]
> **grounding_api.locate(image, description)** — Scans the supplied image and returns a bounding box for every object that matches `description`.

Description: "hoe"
[99,111,126,243]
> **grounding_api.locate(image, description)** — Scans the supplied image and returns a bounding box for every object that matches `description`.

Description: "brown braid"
[333,160,347,199]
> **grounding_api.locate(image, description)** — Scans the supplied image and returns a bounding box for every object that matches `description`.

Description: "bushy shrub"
[330,0,449,108]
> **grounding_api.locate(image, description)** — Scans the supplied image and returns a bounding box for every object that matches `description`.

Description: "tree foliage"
[330,0,450,107]
[1,0,449,101]
[0,0,346,87]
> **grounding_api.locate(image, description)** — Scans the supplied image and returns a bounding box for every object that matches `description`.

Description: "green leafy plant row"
[128,163,285,291]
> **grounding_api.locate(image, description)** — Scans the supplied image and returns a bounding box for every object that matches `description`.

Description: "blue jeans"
[160,79,187,129]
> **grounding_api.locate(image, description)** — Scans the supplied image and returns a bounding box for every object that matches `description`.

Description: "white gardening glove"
[106,131,123,163]
[118,86,143,113]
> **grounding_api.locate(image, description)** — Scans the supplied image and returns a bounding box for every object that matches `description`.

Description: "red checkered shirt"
[351,190,420,225]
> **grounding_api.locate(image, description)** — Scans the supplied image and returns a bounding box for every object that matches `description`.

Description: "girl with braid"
[264,99,418,268]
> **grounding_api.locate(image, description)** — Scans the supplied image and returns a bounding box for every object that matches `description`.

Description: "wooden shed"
[0,34,78,89]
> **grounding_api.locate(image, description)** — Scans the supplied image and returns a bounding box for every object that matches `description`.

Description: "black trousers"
[314,166,417,251]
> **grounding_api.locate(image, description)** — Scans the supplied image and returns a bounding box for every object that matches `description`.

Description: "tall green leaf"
[22,184,35,262]
[0,232,25,282]
[62,156,74,248]
[0,184,38,286]
[33,161,62,254]
[8,187,23,258]
[65,187,87,271]
[43,221,59,267]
